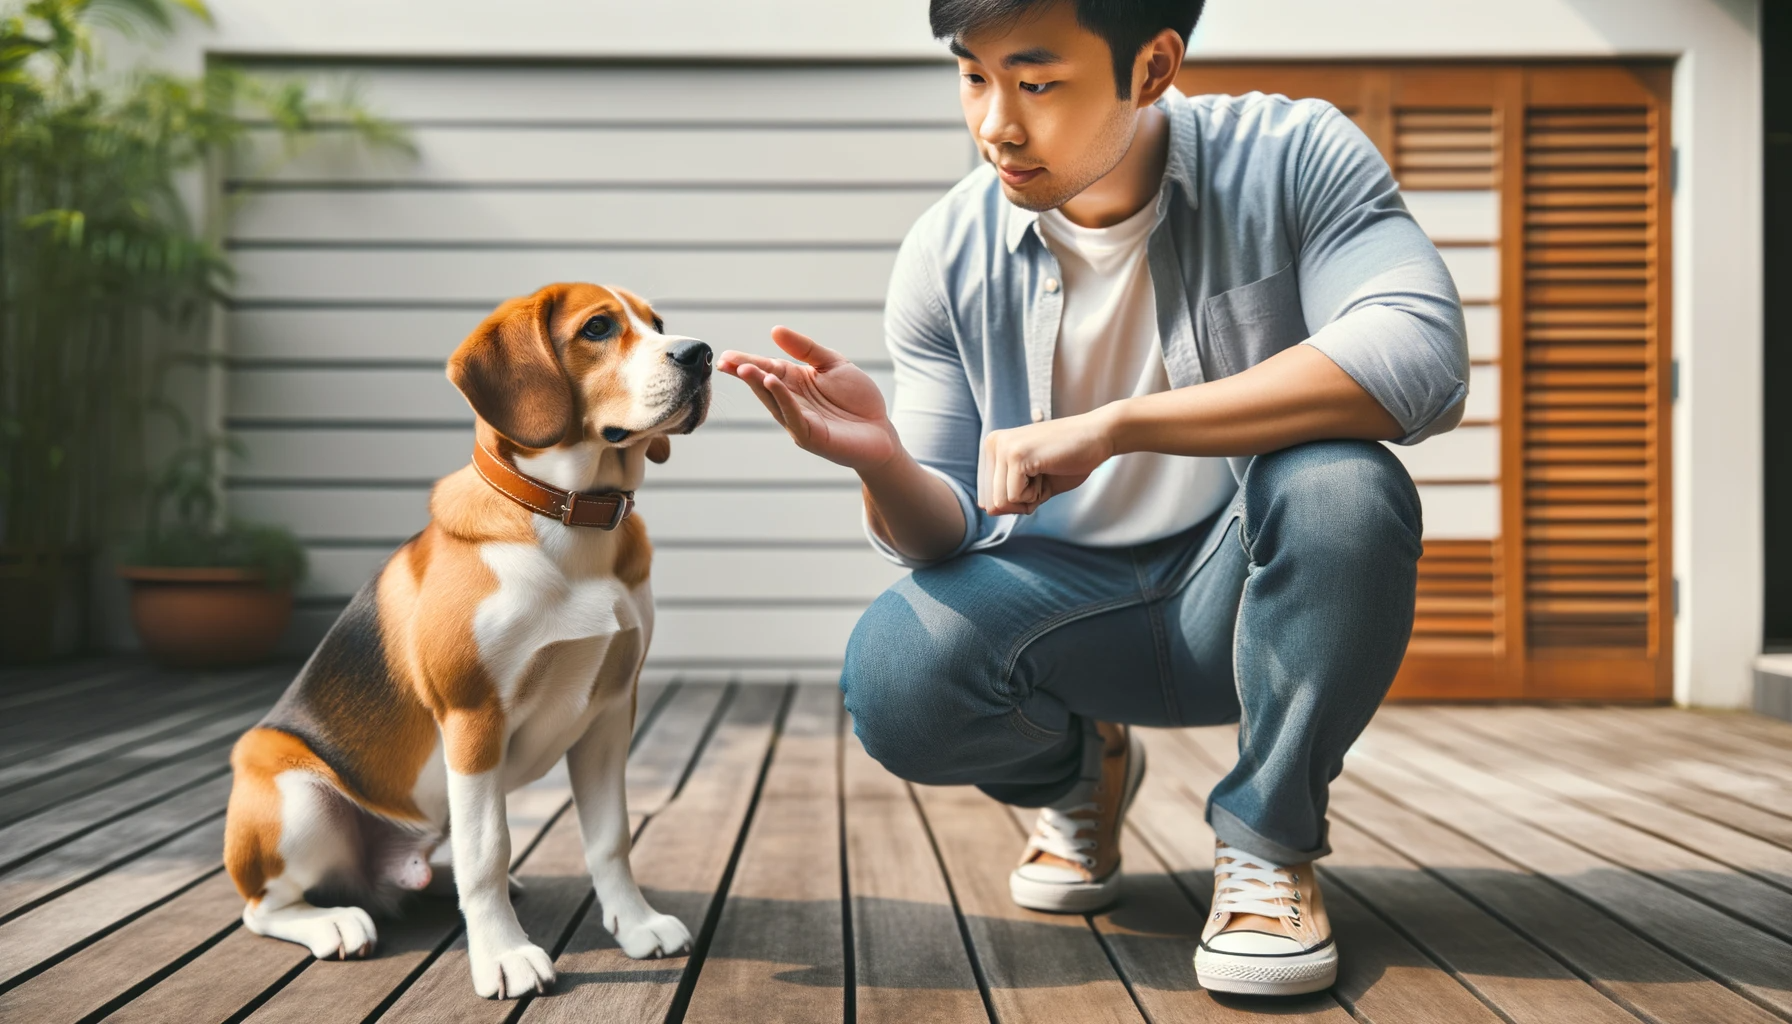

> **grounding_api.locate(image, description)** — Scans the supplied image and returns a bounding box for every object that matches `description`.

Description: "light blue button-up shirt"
[869,88,1468,568]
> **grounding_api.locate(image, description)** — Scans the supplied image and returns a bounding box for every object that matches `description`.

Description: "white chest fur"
[470,523,652,790]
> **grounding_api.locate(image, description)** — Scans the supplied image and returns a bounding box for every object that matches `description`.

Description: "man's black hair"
[930,0,1205,98]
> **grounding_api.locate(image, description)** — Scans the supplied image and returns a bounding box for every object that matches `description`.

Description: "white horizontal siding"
[227,366,895,428]
[238,126,971,186]
[232,247,897,305]
[231,426,856,485]
[1414,483,1499,540]
[1437,246,1497,304]
[1401,190,1498,243]
[1386,424,1497,483]
[239,64,960,125]
[229,308,890,364]
[229,188,940,244]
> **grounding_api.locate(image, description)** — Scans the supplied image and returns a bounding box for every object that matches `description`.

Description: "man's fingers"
[763,374,813,447]
[718,350,782,378]
[1006,455,1033,517]
[734,365,788,428]
[978,435,997,511]
[771,325,846,370]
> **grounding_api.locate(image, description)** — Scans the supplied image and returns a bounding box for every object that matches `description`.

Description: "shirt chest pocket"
[1200,263,1309,380]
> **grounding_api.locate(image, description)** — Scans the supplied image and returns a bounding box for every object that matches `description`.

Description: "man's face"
[952,1,1140,212]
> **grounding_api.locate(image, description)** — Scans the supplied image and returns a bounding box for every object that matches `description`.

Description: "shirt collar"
[1003,86,1199,255]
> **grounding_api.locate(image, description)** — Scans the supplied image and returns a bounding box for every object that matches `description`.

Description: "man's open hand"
[978,408,1118,516]
[718,327,901,472]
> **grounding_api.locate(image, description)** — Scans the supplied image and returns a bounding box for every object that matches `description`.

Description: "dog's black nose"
[668,340,713,372]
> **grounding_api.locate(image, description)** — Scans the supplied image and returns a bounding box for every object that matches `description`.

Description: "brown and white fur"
[223,283,710,999]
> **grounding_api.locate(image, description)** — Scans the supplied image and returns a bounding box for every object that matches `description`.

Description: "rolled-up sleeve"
[862,225,988,568]
[1293,106,1469,445]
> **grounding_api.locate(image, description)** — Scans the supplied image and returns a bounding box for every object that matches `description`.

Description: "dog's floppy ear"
[447,287,573,449]
[645,435,672,464]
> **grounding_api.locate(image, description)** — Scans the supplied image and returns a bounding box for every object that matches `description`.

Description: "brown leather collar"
[472,442,635,530]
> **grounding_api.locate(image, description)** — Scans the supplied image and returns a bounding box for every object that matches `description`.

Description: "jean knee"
[1247,440,1422,562]
[840,584,973,783]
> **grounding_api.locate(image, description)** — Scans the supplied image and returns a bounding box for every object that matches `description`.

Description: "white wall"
[146,0,1761,706]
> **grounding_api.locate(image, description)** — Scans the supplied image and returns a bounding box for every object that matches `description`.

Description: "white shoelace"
[1025,802,1099,868]
[1212,844,1302,921]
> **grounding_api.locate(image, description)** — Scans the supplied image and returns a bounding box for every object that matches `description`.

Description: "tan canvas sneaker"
[1194,840,1338,995]
[1008,721,1147,913]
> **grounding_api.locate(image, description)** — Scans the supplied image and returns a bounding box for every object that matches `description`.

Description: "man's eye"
[963,73,986,85]
[580,315,616,340]
[1020,81,1055,94]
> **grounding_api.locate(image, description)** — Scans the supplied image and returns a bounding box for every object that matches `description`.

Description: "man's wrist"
[1098,398,1141,457]
[854,424,910,485]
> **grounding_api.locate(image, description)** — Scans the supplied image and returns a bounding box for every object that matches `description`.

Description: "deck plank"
[0,675,267,785]
[910,782,1144,1024]
[0,701,271,827]
[683,683,844,1023]
[0,747,234,872]
[1328,772,1787,1024]
[518,684,788,1024]
[1142,729,1511,1024]
[0,874,243,1024]
[1547,709,1792,815]
[1341,733,1792,1018]
[0,774,231,920]
[1428,706,1792,851]
[1382,707,1792,888]
[0,818,227,985]
[1353,720,1792,942]
[843,731,988,1024]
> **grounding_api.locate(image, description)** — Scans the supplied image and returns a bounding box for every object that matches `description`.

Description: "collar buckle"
[561,491,633,530]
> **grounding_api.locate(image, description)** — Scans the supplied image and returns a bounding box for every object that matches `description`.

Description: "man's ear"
[446,287,573,449]
[645,435,672,464]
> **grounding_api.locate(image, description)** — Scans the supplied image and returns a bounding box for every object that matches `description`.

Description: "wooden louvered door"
[1177,62,1672,700]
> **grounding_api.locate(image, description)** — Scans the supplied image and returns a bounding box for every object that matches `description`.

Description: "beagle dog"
[223,282,711,999]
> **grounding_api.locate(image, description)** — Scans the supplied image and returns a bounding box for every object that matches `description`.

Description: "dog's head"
[447,283,711,462]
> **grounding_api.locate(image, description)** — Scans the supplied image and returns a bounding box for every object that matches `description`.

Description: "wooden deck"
[1,663,1790,1024]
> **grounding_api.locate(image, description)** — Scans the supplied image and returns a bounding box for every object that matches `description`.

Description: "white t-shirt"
[1023,201,1237,546]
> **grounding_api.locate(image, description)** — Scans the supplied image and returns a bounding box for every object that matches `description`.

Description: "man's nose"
[668,340,713,372]
[978,93,1024,147]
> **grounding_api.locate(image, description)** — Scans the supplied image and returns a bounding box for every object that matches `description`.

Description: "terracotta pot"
[118,566,293,669]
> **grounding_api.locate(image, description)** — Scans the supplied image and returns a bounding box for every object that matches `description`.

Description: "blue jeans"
[840,440,1423,863]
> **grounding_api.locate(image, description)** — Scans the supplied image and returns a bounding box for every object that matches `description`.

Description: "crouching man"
[719,0,1463,995]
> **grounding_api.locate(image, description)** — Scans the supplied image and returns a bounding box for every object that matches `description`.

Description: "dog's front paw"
[469,940,555,999]
[611,911,692,959]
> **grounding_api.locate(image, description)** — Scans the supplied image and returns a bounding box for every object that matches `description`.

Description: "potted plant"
[119,431,306,668]
[0,0,402,662]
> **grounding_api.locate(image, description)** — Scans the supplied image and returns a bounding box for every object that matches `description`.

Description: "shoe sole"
[1194,943,1338,996]
[1008,734,1148,914]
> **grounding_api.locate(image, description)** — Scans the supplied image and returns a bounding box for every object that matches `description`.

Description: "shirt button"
[1031,406,1044,423]
[1043,277,1060,293]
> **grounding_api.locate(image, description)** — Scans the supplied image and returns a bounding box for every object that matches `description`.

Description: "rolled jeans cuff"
[1206,800,1332,865]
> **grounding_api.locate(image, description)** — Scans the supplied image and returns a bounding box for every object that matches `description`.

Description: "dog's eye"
[652,316,665,334]
[580,315,617,341]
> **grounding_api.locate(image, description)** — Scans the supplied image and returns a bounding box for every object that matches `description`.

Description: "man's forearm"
[860,448,968,564]
[1105,344,1402,457]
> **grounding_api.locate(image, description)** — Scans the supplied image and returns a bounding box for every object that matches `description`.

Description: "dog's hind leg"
[226,728,379,959]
